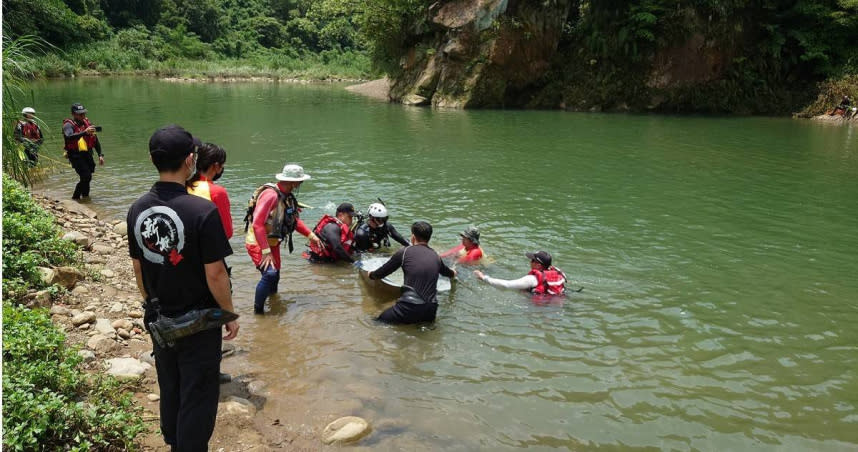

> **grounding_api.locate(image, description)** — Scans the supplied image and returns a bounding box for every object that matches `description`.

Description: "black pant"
[69,155,95,199]
[154,327,222,451]
[377,301,438,324]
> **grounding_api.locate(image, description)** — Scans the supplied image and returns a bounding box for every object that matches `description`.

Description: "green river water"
[28,78,858,450]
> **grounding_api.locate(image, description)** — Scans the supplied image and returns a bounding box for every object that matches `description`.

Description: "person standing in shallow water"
[364,221,457,324]
[63,103,104,200]
[15,107,43,166]
[128,124,238,451]
[244,163,322,314]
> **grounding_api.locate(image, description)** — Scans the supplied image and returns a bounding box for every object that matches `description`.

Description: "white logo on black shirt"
[134,206,186,266]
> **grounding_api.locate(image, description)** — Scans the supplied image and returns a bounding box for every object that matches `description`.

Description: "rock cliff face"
[388,1,745,111]
[390,0,572,108]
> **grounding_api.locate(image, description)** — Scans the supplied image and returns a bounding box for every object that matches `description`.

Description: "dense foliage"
[2,301,146,450]
[3,0,373,78]
[2,177,79,298]
[554,0,858,113]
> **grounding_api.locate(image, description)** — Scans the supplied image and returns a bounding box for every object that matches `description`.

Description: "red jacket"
[63,118,97,153]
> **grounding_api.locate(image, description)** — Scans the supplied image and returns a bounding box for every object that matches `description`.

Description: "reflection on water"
[31,78,858,450]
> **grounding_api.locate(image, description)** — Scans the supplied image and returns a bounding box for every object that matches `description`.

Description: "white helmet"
[22,107,35,115]
[367,203,388,219]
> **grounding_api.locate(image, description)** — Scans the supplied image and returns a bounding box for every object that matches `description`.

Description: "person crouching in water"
[440,226,484,265]
[353,202,410,252]
[245,164,321,314]
[363,221,457,324]
[474,251,566,296]
[307,202,357,263]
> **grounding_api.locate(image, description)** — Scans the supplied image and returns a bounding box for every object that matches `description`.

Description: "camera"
[94,126,103,132]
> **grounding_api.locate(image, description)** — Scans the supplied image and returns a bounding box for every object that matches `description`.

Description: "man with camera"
[128,125,239,451]
[63,103,104,200]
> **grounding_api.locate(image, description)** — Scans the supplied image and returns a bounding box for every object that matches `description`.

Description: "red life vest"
[309,214,354,259]
[63,118,97,153]
[18,120,41,141]
[528,267,567,295]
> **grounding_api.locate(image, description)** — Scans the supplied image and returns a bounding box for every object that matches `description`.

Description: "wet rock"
[50,305,72,317]
[62,231,91,247]
[78,350,96,362]
[322,416,371,445]
[147,393,160,402]
[113,222,128,236]
[94,318,115,335]
[72,311,96,326]
[112,319,133,331]
[54,266,85,289]
[247,380,268,397]
[105,358,150,379]
[87,334,119,354]
[100,269,116,278]
[219,396,256,417]
[402,94,430,106]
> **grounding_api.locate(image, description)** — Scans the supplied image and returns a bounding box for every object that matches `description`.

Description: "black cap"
[71,103,87,114]
[149,125,197,159]
[526,251,552,267]
[336,203,356,215]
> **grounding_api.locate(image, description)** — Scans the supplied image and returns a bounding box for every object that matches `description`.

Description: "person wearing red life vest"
[307,203,357,263]
[63,103,104,200]
[245,163,322,314]
[474,251,566,296]
[15,107,43,166]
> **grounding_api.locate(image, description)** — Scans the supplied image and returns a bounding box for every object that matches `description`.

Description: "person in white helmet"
[15,107,43,166]
[353,201,410,252]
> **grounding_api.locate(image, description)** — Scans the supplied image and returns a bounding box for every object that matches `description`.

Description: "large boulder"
[53,266,85,290]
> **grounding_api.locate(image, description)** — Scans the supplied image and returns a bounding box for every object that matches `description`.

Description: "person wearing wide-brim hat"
[244,163,322,314]
[15,107,43,166]
[440,225,484,265]
[474,250,567,296]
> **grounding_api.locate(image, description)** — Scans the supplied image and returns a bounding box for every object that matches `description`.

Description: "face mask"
[186,153,198,181]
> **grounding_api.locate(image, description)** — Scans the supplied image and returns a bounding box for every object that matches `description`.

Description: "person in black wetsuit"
[364,221,457,324]
[353,202,410,252]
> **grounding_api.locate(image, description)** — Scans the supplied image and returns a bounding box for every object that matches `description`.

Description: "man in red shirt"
[245,164,321,314]
[440,226,484,265]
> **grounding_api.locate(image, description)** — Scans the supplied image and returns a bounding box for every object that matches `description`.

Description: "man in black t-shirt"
[365,221,457,324]
[128,125,238,451]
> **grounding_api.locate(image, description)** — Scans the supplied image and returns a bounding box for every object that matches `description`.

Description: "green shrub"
[2,301,146,450]
[1,178,79,299]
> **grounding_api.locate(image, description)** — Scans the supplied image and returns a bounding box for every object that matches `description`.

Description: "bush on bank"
[2,301,146,451]
[2,177,80,299]
[1,177,146,450]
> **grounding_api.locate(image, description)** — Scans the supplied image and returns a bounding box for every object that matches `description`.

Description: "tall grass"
[2,34,52,186]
